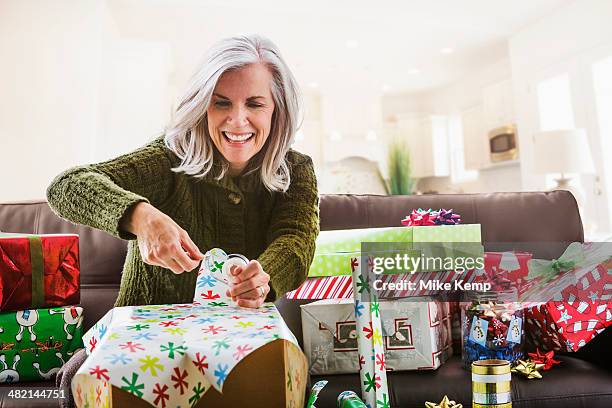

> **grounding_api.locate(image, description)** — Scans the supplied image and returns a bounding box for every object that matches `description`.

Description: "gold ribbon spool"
[472,403,512,408]
[472,359,511,375]
[472,381,511,394]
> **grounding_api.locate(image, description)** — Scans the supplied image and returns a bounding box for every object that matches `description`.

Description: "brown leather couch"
[0,191,611,408]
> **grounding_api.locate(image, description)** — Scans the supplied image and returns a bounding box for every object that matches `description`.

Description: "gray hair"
[164,34,302,192]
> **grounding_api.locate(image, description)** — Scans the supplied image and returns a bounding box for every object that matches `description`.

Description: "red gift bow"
[401,209,438,226]
[527,348,561,370]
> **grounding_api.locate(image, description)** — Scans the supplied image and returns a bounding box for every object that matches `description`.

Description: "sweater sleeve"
[46,137,177,240]
[258,154,320,300]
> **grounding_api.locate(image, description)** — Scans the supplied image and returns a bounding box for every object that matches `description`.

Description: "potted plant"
[386,140,414,195]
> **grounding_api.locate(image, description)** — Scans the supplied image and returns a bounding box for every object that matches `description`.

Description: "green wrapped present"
[0,306,83,383]
[309,225,482,277]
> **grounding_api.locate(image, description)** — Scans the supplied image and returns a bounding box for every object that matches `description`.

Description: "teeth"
[224,132,253,141]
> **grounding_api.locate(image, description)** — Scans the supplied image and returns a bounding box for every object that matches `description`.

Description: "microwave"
[489,125,518,163]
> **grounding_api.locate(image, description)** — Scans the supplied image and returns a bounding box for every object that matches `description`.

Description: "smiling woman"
[47,33,319,306]
[47,33,320,407]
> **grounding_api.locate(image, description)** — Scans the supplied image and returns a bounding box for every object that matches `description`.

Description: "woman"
[49,34,319,406]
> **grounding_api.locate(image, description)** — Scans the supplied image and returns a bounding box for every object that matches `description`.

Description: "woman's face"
[207,63,276,176]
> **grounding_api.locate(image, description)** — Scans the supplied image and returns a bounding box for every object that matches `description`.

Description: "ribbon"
[526,242,585,283]
[0,233,45,309]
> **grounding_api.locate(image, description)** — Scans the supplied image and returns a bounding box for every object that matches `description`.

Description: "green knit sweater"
[46,137,320,307]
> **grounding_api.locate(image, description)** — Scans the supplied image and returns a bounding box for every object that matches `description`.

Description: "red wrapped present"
[524,251,612,352]
[0,233,80,312]
[525,300,612,352]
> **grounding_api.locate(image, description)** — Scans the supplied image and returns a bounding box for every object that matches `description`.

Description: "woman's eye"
[214,101,230,108]
[248,103,263,108]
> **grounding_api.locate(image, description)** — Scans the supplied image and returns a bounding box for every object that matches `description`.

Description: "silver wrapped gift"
[301,298,452,375]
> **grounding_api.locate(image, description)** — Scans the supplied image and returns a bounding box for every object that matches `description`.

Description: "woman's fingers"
[179,230,205,261]
[133,204,205,274]
[229,274,269,298]
[166,258,185,275]
[234,285,268,300]
[230,260,262,282]
[171,245,200,272]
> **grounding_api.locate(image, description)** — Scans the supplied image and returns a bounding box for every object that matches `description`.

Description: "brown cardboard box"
[84,339,307,408]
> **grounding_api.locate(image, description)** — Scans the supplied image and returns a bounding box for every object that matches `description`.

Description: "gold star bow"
[511,359,545,379]
[425,395,463,408]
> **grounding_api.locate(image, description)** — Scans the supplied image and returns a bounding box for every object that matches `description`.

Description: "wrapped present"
[309,225,482,277]
[74,248,307,408]
[0,233,80,312]
[0,305,83,383]
[286,276,354,300]
[519,242,611,303]
[301,297,452,375]
[525,300,611,352]
[521,244,612,352]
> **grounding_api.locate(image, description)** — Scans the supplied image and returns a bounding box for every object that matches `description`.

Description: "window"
[535,73,576,188]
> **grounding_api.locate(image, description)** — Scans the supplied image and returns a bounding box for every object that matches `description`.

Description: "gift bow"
[401,208,462,227]
[401,208,438,226]
[435,209,461,225]
[526,242,586,283]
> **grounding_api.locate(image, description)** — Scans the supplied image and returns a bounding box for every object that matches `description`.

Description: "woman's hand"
[226,260,270,308]
[122,202,204,274]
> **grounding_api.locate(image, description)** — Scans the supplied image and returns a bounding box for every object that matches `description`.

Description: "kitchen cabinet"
[483,79,515,129]
[462,105,489,170]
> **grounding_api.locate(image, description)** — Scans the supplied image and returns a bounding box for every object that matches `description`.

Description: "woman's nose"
[227,105,249,126]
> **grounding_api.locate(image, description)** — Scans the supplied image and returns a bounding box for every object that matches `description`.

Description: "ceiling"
[105,0,575,133]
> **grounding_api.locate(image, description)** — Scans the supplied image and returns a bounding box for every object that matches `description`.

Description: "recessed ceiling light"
[407,68,420,75]
[308,82,319,88]
[345,40,360,49]
[440,47,454,54]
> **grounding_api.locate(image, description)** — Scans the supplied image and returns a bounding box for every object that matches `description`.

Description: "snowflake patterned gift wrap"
[73,249,307,408]
[0,305,84,383]
[308,225,481,277]
[301,298,453,375]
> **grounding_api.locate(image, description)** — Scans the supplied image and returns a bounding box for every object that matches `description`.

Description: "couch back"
[0,191,584,333]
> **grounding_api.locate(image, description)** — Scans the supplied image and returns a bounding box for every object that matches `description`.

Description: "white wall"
[0,1,173,201]
[0,0,107,200]
[509,0,612,233]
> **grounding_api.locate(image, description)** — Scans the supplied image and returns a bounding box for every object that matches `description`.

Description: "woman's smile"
[222,131,255,145]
